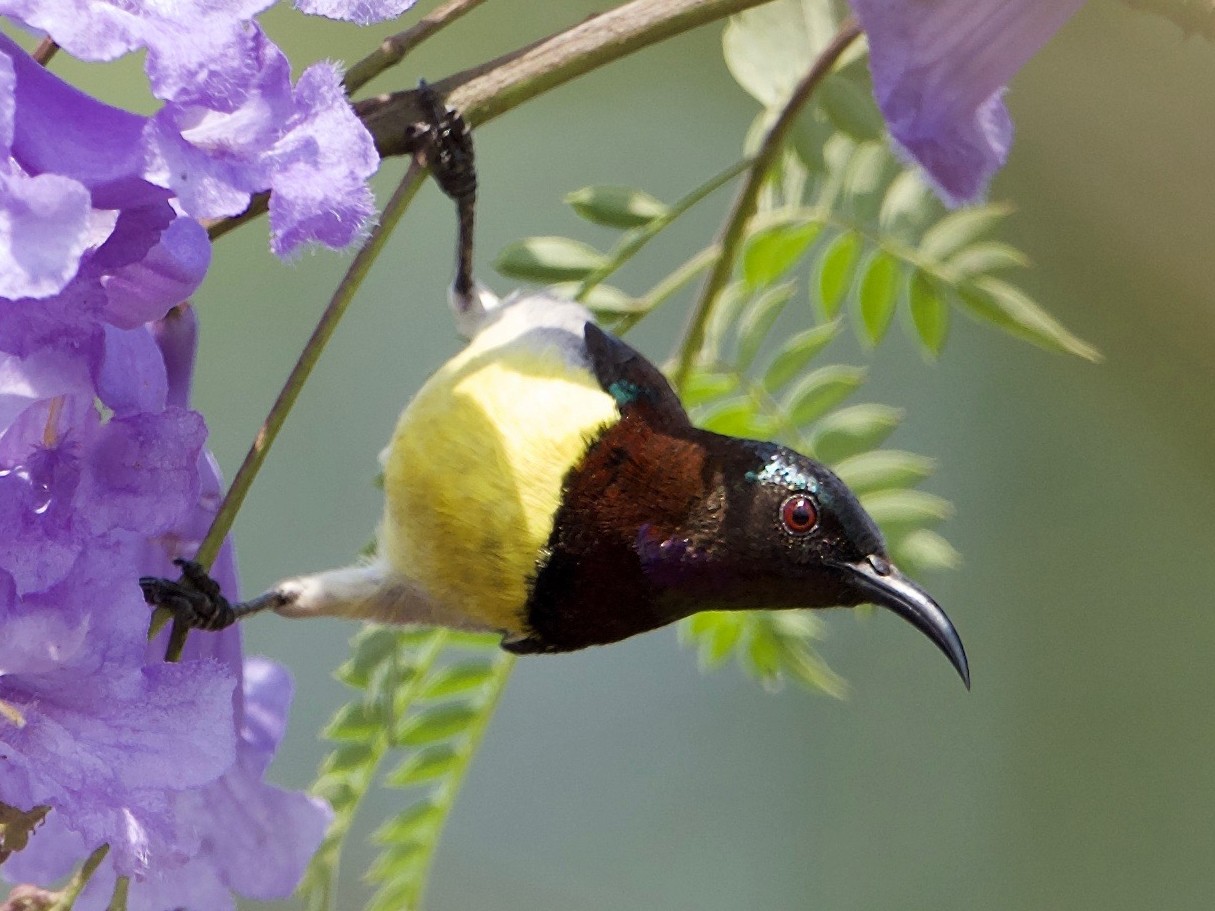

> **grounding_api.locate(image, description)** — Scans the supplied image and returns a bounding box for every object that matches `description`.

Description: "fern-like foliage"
[769,133,1097,360]
[302,626,510,911]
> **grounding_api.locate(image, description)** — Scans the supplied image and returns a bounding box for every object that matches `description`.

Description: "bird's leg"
[140,559,294,631]
[405,81,477,306]
[403,80,498,337]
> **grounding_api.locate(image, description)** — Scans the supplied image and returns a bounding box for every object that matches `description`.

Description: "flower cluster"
[0,0,410,906]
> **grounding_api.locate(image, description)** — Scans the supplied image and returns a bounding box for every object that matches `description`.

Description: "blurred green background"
[88,2,1215,908]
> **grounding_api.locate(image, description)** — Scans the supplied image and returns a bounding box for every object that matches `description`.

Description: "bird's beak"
[837,556,970,689]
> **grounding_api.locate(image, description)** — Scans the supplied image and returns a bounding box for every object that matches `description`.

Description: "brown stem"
[344,0,491,95]
[669,17,862,391]
[206,0,773,238]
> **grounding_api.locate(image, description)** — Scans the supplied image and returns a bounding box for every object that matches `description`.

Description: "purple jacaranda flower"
[298,0,418,27]
[0,35,211,317]
[0,1,414,102]
[142,29,378,256]
[1,4,381,257]
[849,0,1087,204]
[2,308,329,908]
[0,339,237,879]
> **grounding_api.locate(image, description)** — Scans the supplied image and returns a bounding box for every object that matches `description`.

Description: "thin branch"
[344,0,490,95]
[205,0,772,238]
[669,17,862,391]
[363,0,774,146]
[48,844,108,911]
[162,164,428,662]
[105,878,128,911]
[575,156,751,300]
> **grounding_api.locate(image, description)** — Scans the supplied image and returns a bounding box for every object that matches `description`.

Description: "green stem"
[106,878,128,911]
[49,844,108,911]
[344,0,490,95]
[575,157,751,301]
[670,17,862,392]
[614,245,721,335]
[160,164,427,662]
[306,631,449,911]
[407,653,515,909]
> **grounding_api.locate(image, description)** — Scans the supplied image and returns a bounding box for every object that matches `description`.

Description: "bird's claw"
[140,559,236,631]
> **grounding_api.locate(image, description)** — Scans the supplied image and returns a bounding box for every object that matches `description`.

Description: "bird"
[142,284,969,688]
[141,83,969,689]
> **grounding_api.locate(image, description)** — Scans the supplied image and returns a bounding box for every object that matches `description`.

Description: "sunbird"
[142,84,969,688]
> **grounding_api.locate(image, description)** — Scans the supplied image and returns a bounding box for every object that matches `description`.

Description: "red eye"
[780,495,818,535]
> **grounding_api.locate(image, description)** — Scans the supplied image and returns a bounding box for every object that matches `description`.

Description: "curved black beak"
[837,556,970,689]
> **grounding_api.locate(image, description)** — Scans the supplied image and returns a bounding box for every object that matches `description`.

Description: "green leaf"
[743,220,821,288]
[833,450,935,495]
[373,799,444,845]
[745,616,784,688]
[494,236,608,282]
[761,322,839,392]
[551,282,643,314]
[682,371,739,407]
[681,611,745,671]
[736,282,796,370]
[386,745,463,788]
[440,629,502,648]
[840,142,889,221]
[893,529,962,574]
[738,612,844,695]
[959,276,1100,361]
[419,662,496,700]
[564,185,670,228]
[767,613,845,696]
[946,241,1028,277]
[857,250,899,344]
[919,204,1011,259]
[862,489,954,532]
[323,701,387,742]
[723,0,839,107]
[879,170,935,238]
[335,627,403,689]
[321,740,377,776]
[395,703,480,747]
[790,108,833,172]
[697,396,772,437]
[815,231,862,318]
[782,364,866,427]
[908,270,949,356]
[819,76,885,143]
[701,281,748,363]
[808,403,903,464]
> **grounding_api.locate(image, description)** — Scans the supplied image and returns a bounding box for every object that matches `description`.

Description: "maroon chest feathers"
[509,413,719,653]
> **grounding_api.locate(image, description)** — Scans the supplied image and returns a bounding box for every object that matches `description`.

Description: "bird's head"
[656,435,969,688]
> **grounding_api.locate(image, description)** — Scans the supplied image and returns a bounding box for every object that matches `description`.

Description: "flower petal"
[268,61,378,254]
[294,0,418,26]
[850,0,1086,204]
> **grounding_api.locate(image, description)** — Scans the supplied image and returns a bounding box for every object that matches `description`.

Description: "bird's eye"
[780,494,818,535]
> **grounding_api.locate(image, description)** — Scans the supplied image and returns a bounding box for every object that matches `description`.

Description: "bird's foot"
[405,80,476,204]
[140,559,236,631]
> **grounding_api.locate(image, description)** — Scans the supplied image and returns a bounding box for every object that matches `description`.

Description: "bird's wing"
[582,322,690,430]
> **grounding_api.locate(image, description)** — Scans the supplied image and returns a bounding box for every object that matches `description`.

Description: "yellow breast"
[378,303,619,632]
